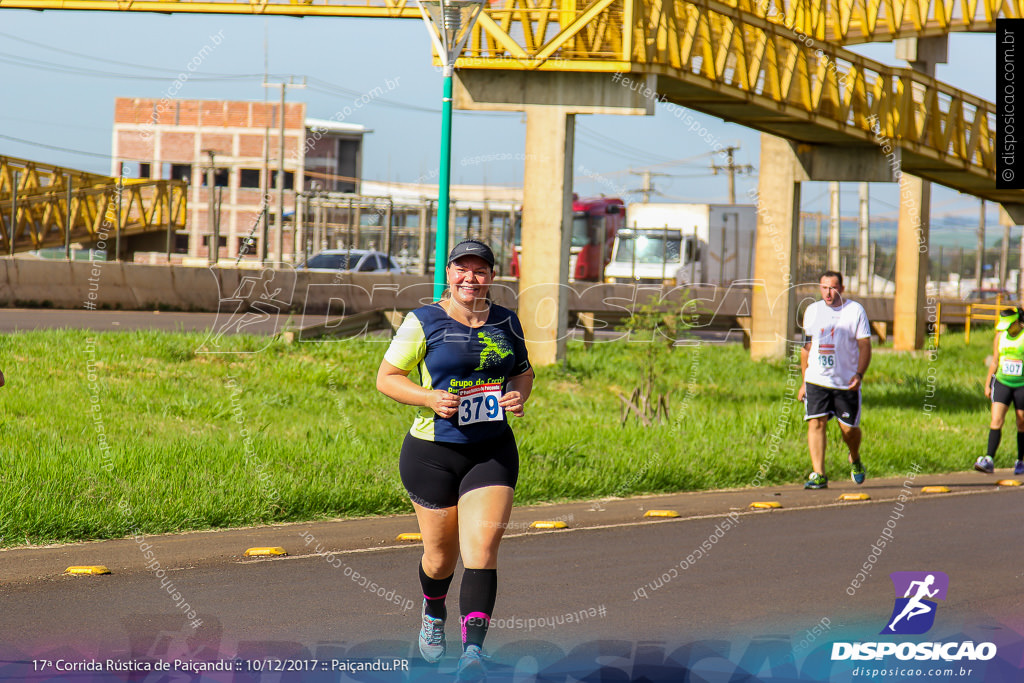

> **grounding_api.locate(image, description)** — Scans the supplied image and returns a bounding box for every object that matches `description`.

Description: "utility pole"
[263,77,306,265]
[976,199,986,290]
[65,174,73,262]
[858,182,870,295]
[629,169,670,203]
[261,25,269,265]
[828,182,841,272]
[710,145,754,204]
[1015,206,1024,301]
[9,171,17,256]
[204,149,218,266]
[1000,207,1011,291]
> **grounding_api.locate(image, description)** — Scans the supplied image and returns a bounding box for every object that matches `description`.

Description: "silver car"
[302,249,403,274]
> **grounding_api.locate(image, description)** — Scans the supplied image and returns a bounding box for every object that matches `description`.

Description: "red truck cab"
[509,195,624,281]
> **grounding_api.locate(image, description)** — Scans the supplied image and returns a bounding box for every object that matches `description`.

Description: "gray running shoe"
[455,645,487,682]
[418,602,446,664]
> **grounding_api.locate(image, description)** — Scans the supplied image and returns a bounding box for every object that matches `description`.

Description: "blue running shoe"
[455,645,487,682]
[974,455,995,474]
[1015,460,1024,476]
[851,460,866,485]
[418,602,446,664]
[804,472,828,489]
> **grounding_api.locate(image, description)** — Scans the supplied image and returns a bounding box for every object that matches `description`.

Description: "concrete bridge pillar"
[454,70,653,364]
[750,135,802,361]
[520,106,576,364]
[893,174,931,350]
[893,36,945,351]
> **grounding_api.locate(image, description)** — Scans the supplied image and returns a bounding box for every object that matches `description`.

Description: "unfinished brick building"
[112,97,367,262]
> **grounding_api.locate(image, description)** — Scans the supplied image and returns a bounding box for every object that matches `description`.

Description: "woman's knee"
[421,547,459,576]
[460,543,500,570]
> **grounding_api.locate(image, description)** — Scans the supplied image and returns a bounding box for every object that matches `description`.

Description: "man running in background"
[797,271,872,489]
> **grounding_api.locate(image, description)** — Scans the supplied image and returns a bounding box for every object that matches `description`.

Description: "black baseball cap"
[447,240,495,268]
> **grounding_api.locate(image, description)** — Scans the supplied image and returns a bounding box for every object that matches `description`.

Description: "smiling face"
[819,275,844,308]
[447,255,493,307]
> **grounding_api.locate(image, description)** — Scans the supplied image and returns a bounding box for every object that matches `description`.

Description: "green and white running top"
[996,327,1024,388]
[383,302,531,443]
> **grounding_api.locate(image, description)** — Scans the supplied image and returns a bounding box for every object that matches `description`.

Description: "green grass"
[0,327,993,547]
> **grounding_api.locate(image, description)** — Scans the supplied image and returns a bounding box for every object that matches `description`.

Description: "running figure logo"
[475,330,512,371]
[881,571,949,635]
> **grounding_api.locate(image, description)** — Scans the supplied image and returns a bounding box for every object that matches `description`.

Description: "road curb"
[2,469,1020,586]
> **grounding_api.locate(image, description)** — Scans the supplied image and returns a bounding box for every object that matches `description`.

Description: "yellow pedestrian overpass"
[0,156,187,257]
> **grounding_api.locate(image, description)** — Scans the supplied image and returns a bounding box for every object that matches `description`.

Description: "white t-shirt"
[803,299,871,389]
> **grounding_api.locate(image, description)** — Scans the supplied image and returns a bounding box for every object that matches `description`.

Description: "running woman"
[797,270,872,489]
[376,239,534,681]
[978,306,1024,475]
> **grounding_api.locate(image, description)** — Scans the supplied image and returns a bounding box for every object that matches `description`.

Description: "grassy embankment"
[0,327,990,548]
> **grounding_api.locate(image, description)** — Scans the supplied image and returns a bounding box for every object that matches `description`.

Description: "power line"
[305,81,438,114]
[574,136,661,163]
[0,36,498,118]
[0,30,257,76]
[0,52,264,82]
[580,150,737,180]
[0,115,110,134]
[576,123,679,164]
[0,133,113,161]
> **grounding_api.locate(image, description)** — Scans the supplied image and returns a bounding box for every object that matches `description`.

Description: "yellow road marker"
[65,566,110,575]
[996,479,1022,487]
[643,510,680,518]
[838,493,871,501]
[243,547,287,557]
[530,521,568,529]
[396,533,423,541]
[749,502,782,509]
[921,486,950,494]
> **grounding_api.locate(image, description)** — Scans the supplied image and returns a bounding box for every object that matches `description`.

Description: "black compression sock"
[1017,431,1024,462]
[419,563,453,620]
[988,429,1001,458]
[460,568,498,650]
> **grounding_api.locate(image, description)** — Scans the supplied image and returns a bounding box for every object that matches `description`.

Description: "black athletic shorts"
[804,382,862,427]
[399,428,519,509]
[991,378,1024,408]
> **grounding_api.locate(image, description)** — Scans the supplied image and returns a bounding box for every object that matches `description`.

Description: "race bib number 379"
[458,383,504,426]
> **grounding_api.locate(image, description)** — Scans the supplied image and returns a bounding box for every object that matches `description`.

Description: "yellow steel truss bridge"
[0,156,187,255]
[1,0,1018,41]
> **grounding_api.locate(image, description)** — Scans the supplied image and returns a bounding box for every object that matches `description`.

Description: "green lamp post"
[415,0,487,300]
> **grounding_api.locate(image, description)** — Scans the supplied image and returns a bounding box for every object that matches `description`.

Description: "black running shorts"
[991,378,1024,408]
[399,429,519,509]
[804,382,862,427]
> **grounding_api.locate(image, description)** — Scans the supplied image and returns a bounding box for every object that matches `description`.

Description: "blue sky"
[0,9,1004,243]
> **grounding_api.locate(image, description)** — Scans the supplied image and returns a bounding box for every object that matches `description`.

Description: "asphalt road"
[2,475,1022,682]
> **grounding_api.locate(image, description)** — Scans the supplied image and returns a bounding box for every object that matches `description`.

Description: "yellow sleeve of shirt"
[383,312,426,372]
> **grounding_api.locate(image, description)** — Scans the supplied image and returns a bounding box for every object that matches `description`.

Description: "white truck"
[605,203,757,285]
